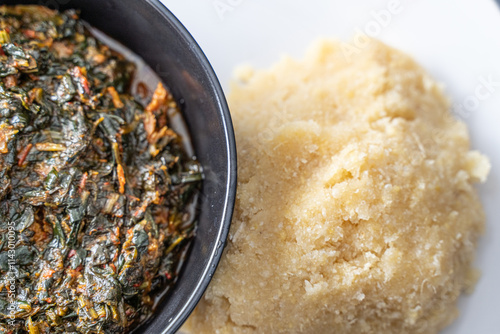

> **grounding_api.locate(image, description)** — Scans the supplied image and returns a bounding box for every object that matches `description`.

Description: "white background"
[161,0,500,333]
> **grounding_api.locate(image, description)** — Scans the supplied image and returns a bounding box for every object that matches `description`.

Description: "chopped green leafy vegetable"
[0,5,202,333]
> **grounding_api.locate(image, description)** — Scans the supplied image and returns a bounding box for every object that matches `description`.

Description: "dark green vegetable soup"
[0,5,202,333]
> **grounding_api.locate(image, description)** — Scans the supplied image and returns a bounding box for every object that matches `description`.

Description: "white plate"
[161,1,500,333]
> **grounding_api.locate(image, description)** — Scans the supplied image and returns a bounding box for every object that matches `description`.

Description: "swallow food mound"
[184,40,490,334]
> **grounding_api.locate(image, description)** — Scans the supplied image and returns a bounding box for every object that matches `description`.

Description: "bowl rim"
[146,1,237,332]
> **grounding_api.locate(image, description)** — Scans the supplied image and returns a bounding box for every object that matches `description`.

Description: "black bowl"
[1,0,237,333]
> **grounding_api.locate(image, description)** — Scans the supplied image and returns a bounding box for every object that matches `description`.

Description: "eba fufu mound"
[184,40,490,334]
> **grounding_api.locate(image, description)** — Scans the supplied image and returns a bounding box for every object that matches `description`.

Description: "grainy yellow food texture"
[184,40,490,334]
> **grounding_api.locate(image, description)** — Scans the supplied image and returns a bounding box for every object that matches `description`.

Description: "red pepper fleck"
[17,143,33,166]
[79,172,88,192]
[23,29,36,39]
[71,66,90,94]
